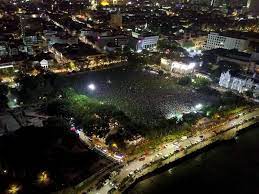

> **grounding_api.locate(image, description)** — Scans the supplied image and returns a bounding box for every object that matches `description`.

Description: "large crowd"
[69,66,219,125]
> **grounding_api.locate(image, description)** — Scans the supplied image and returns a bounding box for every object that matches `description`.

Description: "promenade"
[56,107,259,194]
[88,108,259,194]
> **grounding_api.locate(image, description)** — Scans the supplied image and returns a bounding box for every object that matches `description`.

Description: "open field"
[66,65,219,124]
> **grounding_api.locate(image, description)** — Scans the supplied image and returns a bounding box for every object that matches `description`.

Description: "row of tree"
[46,89,143,149]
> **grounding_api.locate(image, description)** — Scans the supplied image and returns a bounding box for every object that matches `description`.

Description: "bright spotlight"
[88,83,96,91]
[195,103,203,110]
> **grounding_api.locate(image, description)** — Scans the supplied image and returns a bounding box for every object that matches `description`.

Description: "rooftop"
[53,43,102,60]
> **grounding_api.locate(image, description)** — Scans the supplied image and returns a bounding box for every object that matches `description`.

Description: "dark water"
[127,126,259,194]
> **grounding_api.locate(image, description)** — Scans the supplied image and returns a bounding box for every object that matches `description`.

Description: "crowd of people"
[71,65,219,126]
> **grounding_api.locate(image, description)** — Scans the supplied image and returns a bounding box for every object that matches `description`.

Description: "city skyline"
[0,0,259,194]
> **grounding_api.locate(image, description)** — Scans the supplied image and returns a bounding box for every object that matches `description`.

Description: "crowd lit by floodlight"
[88,83,96,91]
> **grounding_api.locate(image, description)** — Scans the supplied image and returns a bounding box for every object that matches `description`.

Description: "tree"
[192,77,211,88]
[182,41,195,48]
[245,90,253,98]
[16,73,59,104]
[177,76,192,86]
[0,84,9,112]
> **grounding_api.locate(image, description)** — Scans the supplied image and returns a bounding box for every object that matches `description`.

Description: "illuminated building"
[161,58,196,74]
[101,0,110,6]
[130,32,159,52]
[219,70,259,95]
[204,32,249,52]
[92,0,126,7]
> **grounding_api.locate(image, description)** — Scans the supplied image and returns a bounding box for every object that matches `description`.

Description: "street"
[86,108,259,194]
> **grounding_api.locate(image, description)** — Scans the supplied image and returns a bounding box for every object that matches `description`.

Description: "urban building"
[204,32,249,52]
[219,70,259,96]
[96,34,129,51]
[247,0,259,16]
[49,43,124,69]
[110,14,123,29]
[42,30,78,46]
[130,32,159,52]
[92,0,126,7]
[161,58,196,74]
[216,49,259,73]
[0,42,9,57]
[28,53,54,69]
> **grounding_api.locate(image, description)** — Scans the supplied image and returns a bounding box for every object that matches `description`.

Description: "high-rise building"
[130,32,159,52]
[204,32,249,52]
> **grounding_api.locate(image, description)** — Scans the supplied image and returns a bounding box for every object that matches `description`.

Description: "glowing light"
[195,104,203,110]
[38,171,49,184]
[101,0,110,6]
[88,83,96,91]
[8,184,21,194]
[114,154,124,160]
[171,61,195,71]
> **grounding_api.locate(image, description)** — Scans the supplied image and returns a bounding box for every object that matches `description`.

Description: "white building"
[131,32,159,52]
[204,32,249,52]
[219,70,259,94]
[161,58,196,74]
[40,59,49,69]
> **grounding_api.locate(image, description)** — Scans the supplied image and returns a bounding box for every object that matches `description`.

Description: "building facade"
[219,70,259,95]
[130,32,159,52]
[204,32,249,52]
[161,58,196,74]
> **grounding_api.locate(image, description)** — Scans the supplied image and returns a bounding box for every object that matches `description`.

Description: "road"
[86,108,259,194]
[78,131,122,163]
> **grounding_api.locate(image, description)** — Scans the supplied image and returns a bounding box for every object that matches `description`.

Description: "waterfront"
[127,125,259,194]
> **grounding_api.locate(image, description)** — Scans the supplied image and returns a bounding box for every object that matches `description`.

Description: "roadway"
[87,108,259,194]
